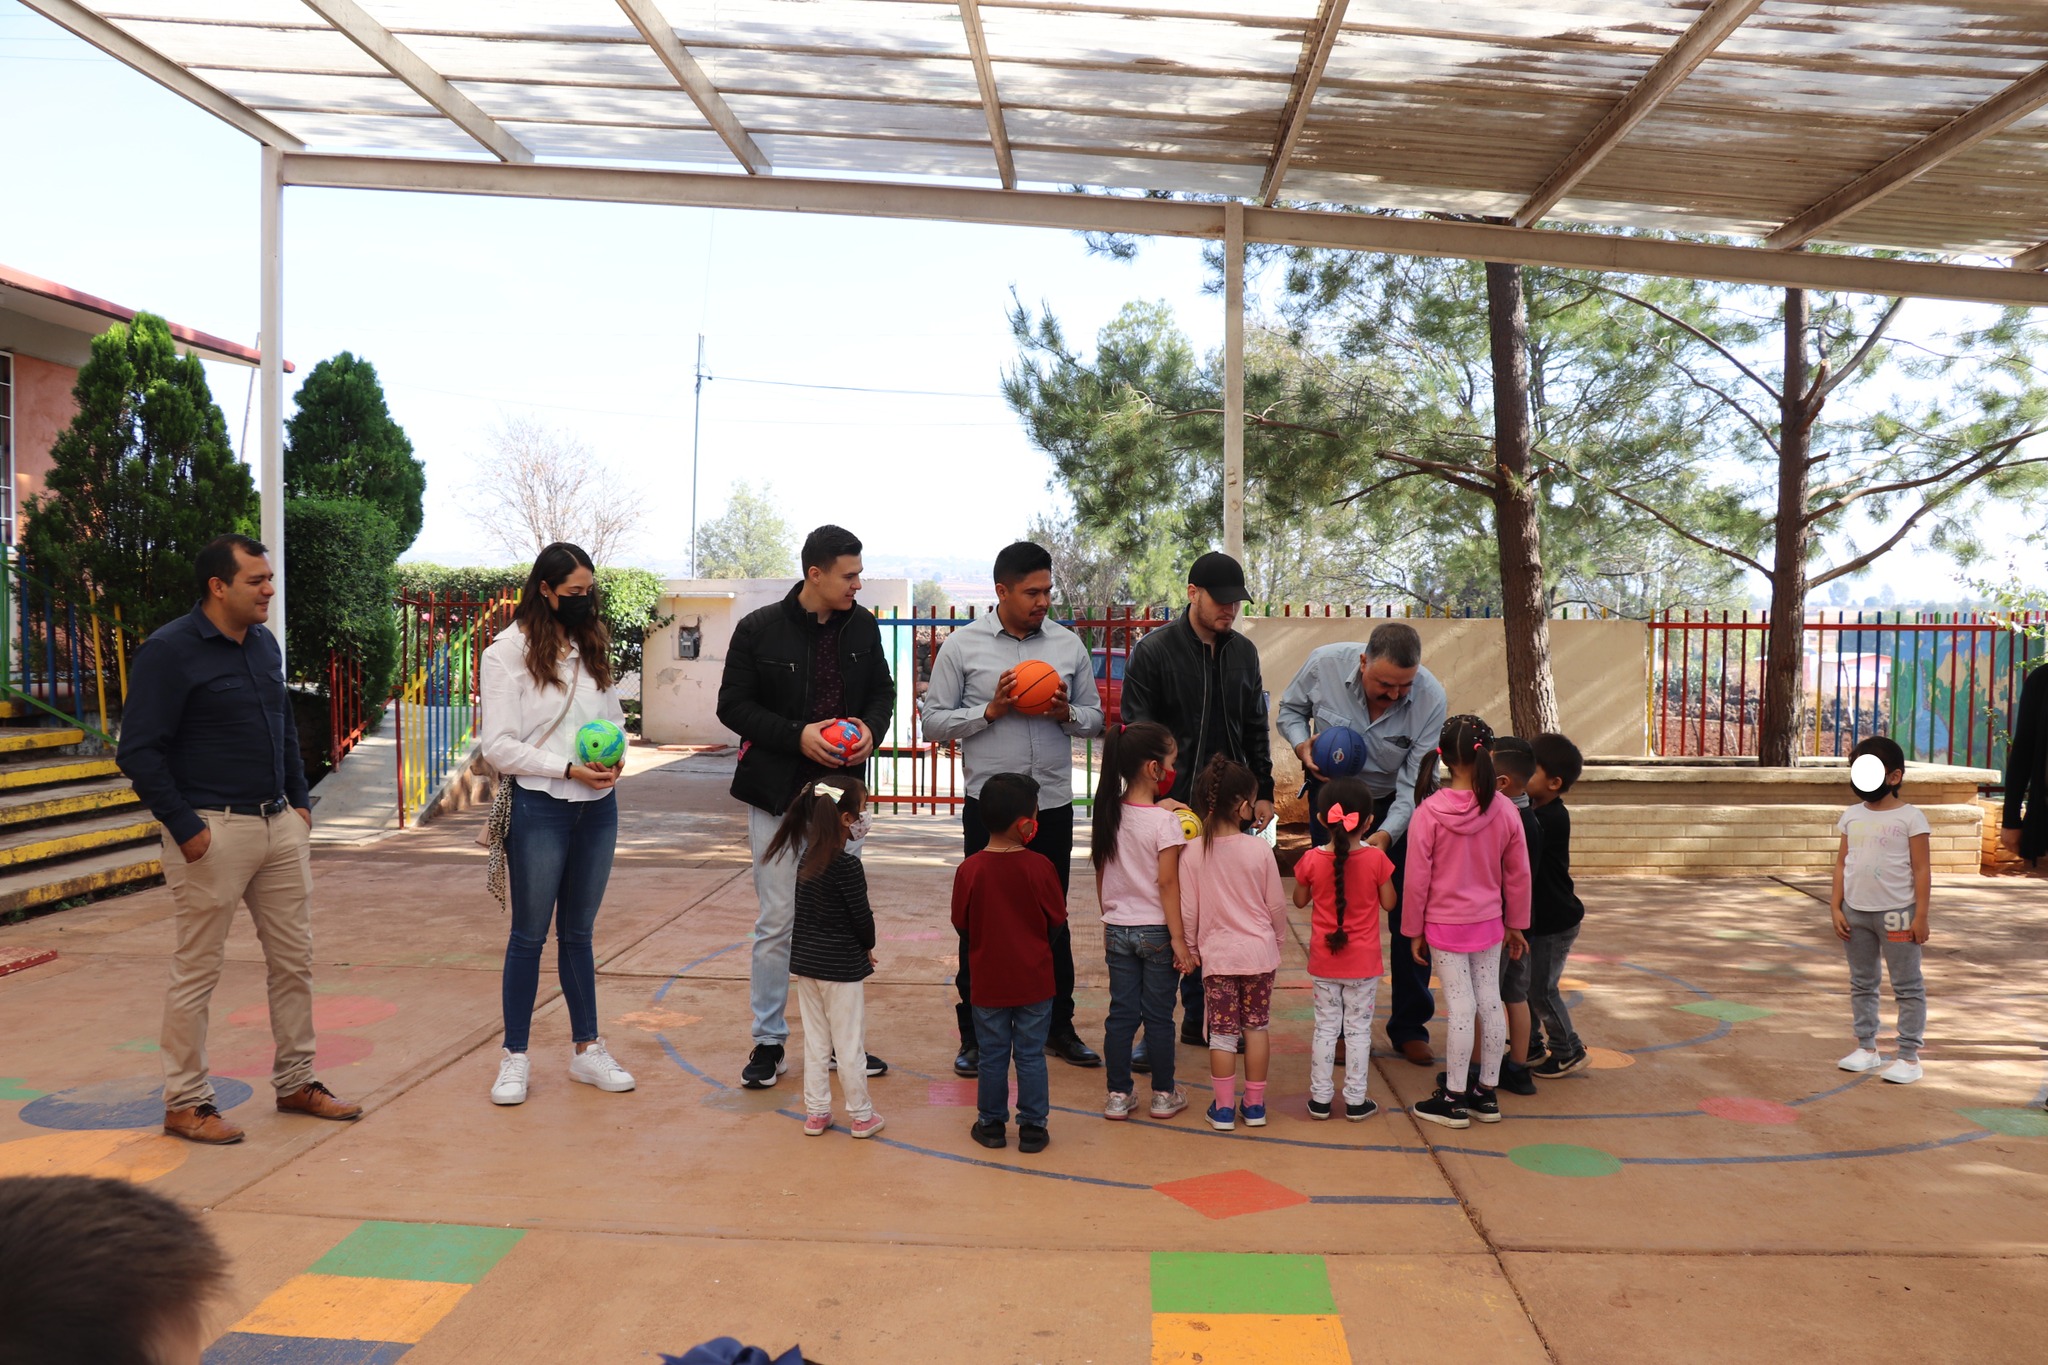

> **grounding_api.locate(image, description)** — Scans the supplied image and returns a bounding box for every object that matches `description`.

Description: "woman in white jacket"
[479,542,634,1105]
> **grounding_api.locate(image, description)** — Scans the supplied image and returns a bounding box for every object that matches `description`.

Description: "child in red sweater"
[1291,777,1397,1120]
[951,772,1068,1155]
[1401,714,1532,1130]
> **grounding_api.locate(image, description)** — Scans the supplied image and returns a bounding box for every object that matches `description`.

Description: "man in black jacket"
[1119,551,1275,1046]
[716,525,897,1089]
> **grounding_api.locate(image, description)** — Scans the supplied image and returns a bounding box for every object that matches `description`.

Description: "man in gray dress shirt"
[1277,621,1448,1064]
[923,541,1106,1074]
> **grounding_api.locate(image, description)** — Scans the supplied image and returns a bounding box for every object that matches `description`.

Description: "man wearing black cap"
[1119,550,1275,1049]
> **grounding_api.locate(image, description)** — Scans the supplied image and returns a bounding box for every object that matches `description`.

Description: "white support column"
[260,145,287,665]
[1223,200,1245,564]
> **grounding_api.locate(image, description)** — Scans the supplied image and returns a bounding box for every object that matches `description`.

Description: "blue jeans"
[503,784,617,1052]
[974,998,1052,1128]
[1103,924,1178,1096]
[1526,925,1583,1059]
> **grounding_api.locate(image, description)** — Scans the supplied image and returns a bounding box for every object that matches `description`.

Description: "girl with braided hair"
[1400,714,1532,1130]
[1180,755,1288,1130]
[1291,777,1397,1119]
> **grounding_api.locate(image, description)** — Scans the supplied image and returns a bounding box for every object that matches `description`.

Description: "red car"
[1091,648,1130,726]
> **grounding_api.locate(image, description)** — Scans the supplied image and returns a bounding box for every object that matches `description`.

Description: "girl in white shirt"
[479,543,634,1106]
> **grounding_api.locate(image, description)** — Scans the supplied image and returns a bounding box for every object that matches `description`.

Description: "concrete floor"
[1,746,2044,1364]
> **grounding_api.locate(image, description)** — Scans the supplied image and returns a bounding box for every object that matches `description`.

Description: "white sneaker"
[491,1050,530,1106]
[569,1039,636,1092]
[1837,1048,1884,1073]
[1881,1058,1923,1085]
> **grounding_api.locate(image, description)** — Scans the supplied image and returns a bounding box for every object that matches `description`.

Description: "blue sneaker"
[1205,1101,1236,1131]
[1240,1103,1266,1128]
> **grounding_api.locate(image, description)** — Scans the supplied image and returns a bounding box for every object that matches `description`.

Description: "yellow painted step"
[0,755,121,791]
[0,812,160,870]
[0,728,86,755]
[0,846,161,915]
[0,778,141,828]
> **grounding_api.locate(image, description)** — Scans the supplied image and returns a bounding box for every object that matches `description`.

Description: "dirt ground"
[1,747,2043,1364]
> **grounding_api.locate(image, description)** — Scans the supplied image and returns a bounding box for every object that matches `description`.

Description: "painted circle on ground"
[1509,1143,1624,1178]
[0,1129,188,1182]
[1958,1107,2048,1138]
[1700,1096,1799,1125]
[1583,1048,1636,1070]
[212,1033,375,1079]
[19,1075,256,1131]
[229,995,398,1030]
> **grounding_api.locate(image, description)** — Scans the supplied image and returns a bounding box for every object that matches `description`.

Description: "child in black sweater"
[1525,734,1590,1078]
[767,778,886,1139]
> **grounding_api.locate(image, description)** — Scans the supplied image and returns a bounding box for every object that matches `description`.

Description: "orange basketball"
[1010,658,1062,715]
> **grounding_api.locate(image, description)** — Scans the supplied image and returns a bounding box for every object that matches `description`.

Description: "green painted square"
[1150,1252,1335,1315]
[111,1038,161,1053]
[1959,1108,2048,1138]
[0,1079,45,1100]
[1674,1000,1774,1023]
[311,1221,524,1284]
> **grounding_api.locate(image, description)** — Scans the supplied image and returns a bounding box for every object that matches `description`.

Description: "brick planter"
[1566,757,1997,878]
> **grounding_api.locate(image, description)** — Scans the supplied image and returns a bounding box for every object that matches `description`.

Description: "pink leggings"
[1431,942,1505,1092]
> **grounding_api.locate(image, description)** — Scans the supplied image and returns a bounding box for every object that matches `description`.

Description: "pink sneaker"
[850,1113,886,1140]
[803,1113,831,1136]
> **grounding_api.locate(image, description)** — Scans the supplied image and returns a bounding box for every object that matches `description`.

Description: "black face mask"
[552,593,596,628]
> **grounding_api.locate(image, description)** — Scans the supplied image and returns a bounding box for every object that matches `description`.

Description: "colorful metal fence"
[394,592,516,828]
[0,551,141,743]
[1648,609,2045,776]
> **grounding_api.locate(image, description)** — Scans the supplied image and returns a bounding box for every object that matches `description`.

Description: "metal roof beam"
[2013,241,2048,272]
[17,0,304,149]
[614,0,769,175]
[1765,62,2048,250]
[299,0,531,163]
[1260,0,1349,205]
[958,0,1016,189]
[280,153,2048,308]
[1513,0,1759,228]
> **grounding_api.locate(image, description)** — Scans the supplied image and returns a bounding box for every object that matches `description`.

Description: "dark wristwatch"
[563,762,574,779]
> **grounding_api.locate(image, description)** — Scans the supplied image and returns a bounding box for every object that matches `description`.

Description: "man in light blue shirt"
[1277,621,1448,1065]
[923,542,1105,1074]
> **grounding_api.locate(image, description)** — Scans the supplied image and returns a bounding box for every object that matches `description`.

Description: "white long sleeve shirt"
[479,624,626,802]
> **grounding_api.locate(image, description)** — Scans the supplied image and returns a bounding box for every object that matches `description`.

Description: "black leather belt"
[200,797,291,818]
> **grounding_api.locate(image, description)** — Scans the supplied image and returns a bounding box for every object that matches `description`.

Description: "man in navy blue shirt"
[117,534,361,1144]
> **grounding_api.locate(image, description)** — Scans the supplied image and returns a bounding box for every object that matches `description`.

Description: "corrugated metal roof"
[30,0,2048,260]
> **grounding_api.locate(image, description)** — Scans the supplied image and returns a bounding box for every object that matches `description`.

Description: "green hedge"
[285,498,401,737]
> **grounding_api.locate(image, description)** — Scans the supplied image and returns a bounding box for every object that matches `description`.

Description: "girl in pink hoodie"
[1180,756,1289,1132]
[1401,714,1532,1130]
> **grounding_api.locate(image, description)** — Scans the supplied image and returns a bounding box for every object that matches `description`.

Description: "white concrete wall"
[642,578,913,745]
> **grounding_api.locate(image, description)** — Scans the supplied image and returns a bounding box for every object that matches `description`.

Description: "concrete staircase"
[0,700,159,916]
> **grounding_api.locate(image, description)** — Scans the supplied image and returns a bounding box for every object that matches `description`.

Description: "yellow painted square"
[1152,1312,1353,1364]
[231,1274,470,1343]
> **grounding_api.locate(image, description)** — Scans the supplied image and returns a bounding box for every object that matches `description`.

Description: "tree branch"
[1656,348,1782,453]
[1584,282,1782,402]
[1551,456,1771,578]
[1809,453,2048,587]
[1803,429,2046,525]
[1330,467,1434,506]
[1159,407,1344,439]
[1812,294,1907,401]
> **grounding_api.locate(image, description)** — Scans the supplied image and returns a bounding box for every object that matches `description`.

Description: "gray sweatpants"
[1843,906,1925,1060]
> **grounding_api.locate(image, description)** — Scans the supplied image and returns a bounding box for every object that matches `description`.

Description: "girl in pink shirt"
[1291,777,1397,1120]
[1400,714,1531,1130]
[1180,756,1288,1131]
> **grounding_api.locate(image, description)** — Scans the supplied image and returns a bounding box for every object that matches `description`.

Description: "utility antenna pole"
[690,333,705,578]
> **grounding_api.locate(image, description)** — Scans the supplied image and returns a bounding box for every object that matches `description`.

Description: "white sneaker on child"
[569,1039,636,1092]
[1837,1048,1884,1073]
[1881,1058,1922,1085]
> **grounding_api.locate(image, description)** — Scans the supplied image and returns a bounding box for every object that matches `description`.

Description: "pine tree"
[21,312,256,633]
[285,351,425,549]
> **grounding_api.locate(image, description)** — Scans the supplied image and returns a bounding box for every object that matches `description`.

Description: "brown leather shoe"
[276,1080,362,1121]
[164,1103,245,1144]
[1399,1039,1435,1067]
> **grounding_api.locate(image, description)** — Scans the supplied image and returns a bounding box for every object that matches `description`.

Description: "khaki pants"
[159,810,316,1109]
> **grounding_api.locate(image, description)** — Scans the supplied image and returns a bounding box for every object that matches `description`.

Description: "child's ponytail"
[765,777,867,881]
[1319,776,1373,954]
[1437,713,1498,811]
[1191,753,1255,846]
[1090,721,1175,872]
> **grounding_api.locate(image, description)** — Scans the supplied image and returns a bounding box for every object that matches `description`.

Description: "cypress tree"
[284,351,425,549]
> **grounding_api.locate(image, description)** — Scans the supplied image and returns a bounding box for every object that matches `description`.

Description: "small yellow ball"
[1176,807,1203,841]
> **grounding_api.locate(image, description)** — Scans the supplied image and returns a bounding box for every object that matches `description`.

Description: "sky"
[1,0,2039,603]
